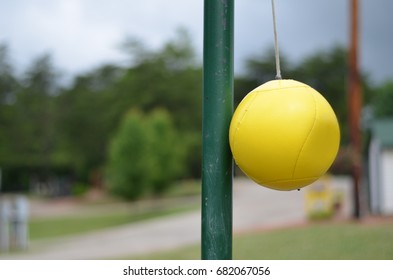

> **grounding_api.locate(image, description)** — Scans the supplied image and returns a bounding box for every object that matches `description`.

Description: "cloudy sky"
[1,0,392,84]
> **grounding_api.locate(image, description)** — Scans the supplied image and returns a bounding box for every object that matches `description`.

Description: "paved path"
[1,177,351,259]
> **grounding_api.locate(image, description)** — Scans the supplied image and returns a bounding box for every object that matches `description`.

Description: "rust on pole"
[348,0,362,219]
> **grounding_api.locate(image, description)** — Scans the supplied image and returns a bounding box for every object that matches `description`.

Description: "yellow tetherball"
[229,79,340,191]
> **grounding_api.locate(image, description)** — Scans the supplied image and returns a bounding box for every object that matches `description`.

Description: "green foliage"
[148,109,186,194]
[0,50,63,191]
[1,30,202,194]
[0,44,17,167]
[293,47,351,144]
[2,30,390,192]
[55,64,123,180]
[373,80,393,117]
[72,182,89,197]
[107,110,151,200]
[56,30,201,185]
[107,109,185,200]
[236,46,377,146]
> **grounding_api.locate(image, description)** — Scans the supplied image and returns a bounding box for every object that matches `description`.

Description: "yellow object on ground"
[304,176,335,219]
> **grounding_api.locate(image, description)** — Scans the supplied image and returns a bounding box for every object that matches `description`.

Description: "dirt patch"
[359,215,393,226]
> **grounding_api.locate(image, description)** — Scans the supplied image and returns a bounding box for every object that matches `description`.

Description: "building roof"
[372,118,393,148]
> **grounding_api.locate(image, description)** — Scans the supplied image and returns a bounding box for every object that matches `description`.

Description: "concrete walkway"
[1,177,351,259]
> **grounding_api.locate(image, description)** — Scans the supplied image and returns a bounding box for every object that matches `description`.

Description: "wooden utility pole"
[348,0,362,219]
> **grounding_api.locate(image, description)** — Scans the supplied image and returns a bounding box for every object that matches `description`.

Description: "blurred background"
[0,0,393,259]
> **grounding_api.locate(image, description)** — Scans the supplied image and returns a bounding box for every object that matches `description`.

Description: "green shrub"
[107,109,186,200]
[148,109,185,195]
[72,182,89,197]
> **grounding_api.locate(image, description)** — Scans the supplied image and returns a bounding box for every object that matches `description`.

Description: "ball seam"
[291,91,318,179]
[231,91,259,159]
[260,175,320,184]
[256,84,308,94]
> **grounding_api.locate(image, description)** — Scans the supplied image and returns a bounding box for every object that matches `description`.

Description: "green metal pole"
[201,0,234,260]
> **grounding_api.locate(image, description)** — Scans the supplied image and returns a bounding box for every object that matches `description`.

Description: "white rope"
[271,0,282,79]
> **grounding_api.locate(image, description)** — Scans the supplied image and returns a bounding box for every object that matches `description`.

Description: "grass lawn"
[28,180,201,240]
[132,220,393,260]
[29,205,195,240]
[29,200,198,240]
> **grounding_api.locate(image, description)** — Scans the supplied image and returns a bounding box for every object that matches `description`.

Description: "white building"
[369,118,393,215]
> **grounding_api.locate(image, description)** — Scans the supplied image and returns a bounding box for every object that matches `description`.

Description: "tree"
[292,47,349,143]
[373,80,393,118]
[0,44,17,106]
[148,109,185,195]
[107,109,185,200]
[12,54,58,167]
[117,28,202,131]
[235,48,292,105]
[52,30,203,187]
[0,44,18,166]
[107,109,152,200]
[238,46,375,146]
[115,30,203,177]
[4,53,57,183]
[0,52,62,192]
[56,64,123,182]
